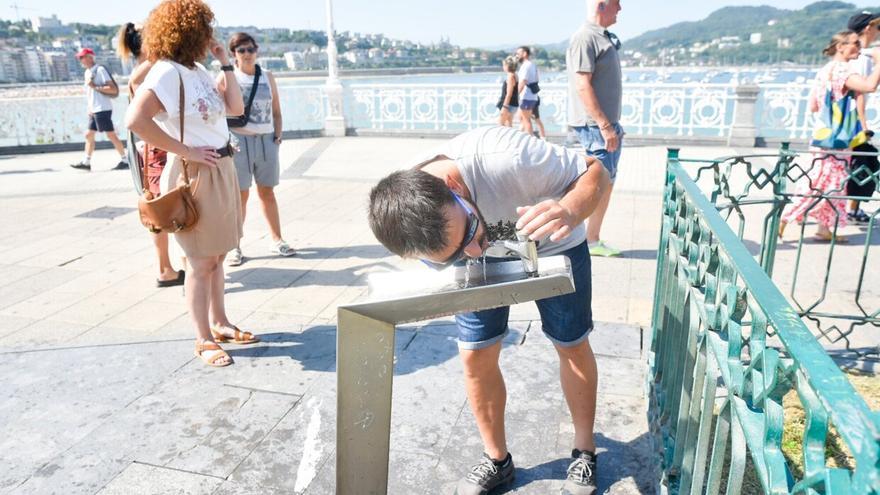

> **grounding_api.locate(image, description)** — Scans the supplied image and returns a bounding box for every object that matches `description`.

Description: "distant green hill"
[624,1,878,65]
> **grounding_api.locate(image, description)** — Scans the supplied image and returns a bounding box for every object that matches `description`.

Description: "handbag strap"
[241,64,261,122]
[177,72,190,185]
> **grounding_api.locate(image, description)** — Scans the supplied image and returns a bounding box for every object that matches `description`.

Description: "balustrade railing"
[8,78,880,148]
[682,145,879,358]
[0,80,751,147]
[649,149,880,494]
[758,83,880,140]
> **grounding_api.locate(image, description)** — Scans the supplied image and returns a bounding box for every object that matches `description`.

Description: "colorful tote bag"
[811,88,867,150]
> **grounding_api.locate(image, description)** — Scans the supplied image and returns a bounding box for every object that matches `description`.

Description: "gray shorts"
[232,132,280,189]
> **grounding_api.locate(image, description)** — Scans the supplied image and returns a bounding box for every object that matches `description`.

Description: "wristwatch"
[220,65,234,72]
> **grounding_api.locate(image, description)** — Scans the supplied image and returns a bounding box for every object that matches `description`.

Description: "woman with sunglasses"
[221,32,295,267]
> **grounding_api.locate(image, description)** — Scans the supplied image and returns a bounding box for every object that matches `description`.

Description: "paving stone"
[0,319,93,349]
[0,140,755,494]
[0,315,39,340]
[96,462,223,495]
[0,289,89,320]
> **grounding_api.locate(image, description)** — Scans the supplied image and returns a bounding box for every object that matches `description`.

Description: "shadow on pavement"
[618,249,657,260]
[508,431,656,493]
[240,244,391,262]
[225,259,397,292]
[225,325,461,376]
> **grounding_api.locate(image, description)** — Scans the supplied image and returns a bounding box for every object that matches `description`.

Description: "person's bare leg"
[460,341,508,460]
[84,130,96,158]
[186,256,215,341]
[239,189,250,224]
[257,185,283,242]
[153,232,178,281]
[187,255,230,365]
[556,339,598,453]
[519,108,534,136]
[535,117,546,139]
[586,183,614,243]
[209,254,233,329]
[105,131,125,156]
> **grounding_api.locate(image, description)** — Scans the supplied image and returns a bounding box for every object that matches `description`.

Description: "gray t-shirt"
[415,126,590,256]
[566,22,622,127]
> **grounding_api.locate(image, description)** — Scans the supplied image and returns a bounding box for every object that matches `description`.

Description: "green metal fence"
[648,150,880,494]
[679,145,879,358]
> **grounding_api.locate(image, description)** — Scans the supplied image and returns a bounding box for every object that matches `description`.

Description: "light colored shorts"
[232,132,280,189]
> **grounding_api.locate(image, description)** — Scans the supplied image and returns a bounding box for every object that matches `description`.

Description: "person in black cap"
[846,11,880,223]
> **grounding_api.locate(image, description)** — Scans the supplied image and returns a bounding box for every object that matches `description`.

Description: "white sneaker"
[272,240,296,257]
[227,247,242,266]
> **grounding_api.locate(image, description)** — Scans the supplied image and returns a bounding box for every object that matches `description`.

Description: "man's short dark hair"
[518,46,531,56]
[368,169,456,257]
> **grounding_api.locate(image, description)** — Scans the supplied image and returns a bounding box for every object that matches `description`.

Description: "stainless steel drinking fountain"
[336,255,575,494]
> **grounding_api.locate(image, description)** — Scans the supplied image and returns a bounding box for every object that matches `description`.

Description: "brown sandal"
[813,233,848,243]
[210,325,260,345]
[194,341,233,367]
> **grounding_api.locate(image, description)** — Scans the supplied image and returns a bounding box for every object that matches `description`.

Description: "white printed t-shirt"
[136,60,229,148]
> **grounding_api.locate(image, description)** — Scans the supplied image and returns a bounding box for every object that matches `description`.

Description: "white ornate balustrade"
[5,79,877,147]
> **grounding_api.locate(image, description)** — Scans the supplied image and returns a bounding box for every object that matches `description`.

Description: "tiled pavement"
[0,136,874,494]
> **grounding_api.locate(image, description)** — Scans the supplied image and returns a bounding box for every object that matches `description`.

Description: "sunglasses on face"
[235,46,257,54]
[421,193,481,271]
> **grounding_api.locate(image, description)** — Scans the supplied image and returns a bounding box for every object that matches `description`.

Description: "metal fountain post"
[336,256,575,494]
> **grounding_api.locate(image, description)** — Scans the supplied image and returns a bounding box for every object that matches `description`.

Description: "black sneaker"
[112,160,129,170]
[847,209,871,224]
[560,449,597,495]
[69,160,91,170]
[455,453,515,495]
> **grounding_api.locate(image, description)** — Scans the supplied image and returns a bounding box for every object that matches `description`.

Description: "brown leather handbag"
[137,73,199,234]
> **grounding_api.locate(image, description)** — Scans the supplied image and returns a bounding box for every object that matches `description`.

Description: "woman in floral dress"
[781,31,880,242]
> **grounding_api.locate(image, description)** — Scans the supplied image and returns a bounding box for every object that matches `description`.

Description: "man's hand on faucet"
[515,199,577,242]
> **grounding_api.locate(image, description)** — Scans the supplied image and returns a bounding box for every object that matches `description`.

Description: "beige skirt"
[160,155,243,258]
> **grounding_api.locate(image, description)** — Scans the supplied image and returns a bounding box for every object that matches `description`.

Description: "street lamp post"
[324,0,346,136]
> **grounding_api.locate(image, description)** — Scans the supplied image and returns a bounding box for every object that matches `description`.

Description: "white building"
[23,48,51,81]
[31,15,72,35]
[750,33,762,44]
[343,49,368,65]
[284,51,305,70]
[256,56,287,71]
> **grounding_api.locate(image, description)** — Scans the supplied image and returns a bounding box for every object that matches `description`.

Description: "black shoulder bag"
[226,64,261,128]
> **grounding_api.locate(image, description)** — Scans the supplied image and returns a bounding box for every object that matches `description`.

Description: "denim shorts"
[572,123,623,182]
[455,241,593,350]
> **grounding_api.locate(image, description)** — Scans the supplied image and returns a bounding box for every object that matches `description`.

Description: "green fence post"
[760,142,789,276]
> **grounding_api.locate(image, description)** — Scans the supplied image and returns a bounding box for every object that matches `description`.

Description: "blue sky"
[18,1,865,46]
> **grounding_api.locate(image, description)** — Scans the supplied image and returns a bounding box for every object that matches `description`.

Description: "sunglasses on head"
[235,46,257,54]
[421,193,480,271]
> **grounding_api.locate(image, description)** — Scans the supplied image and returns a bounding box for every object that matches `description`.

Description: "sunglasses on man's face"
[235,46,257,54]
[421,193,481,271]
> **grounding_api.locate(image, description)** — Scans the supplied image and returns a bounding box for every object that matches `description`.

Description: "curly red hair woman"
[126,0,258,367]
[142,0,215,68]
